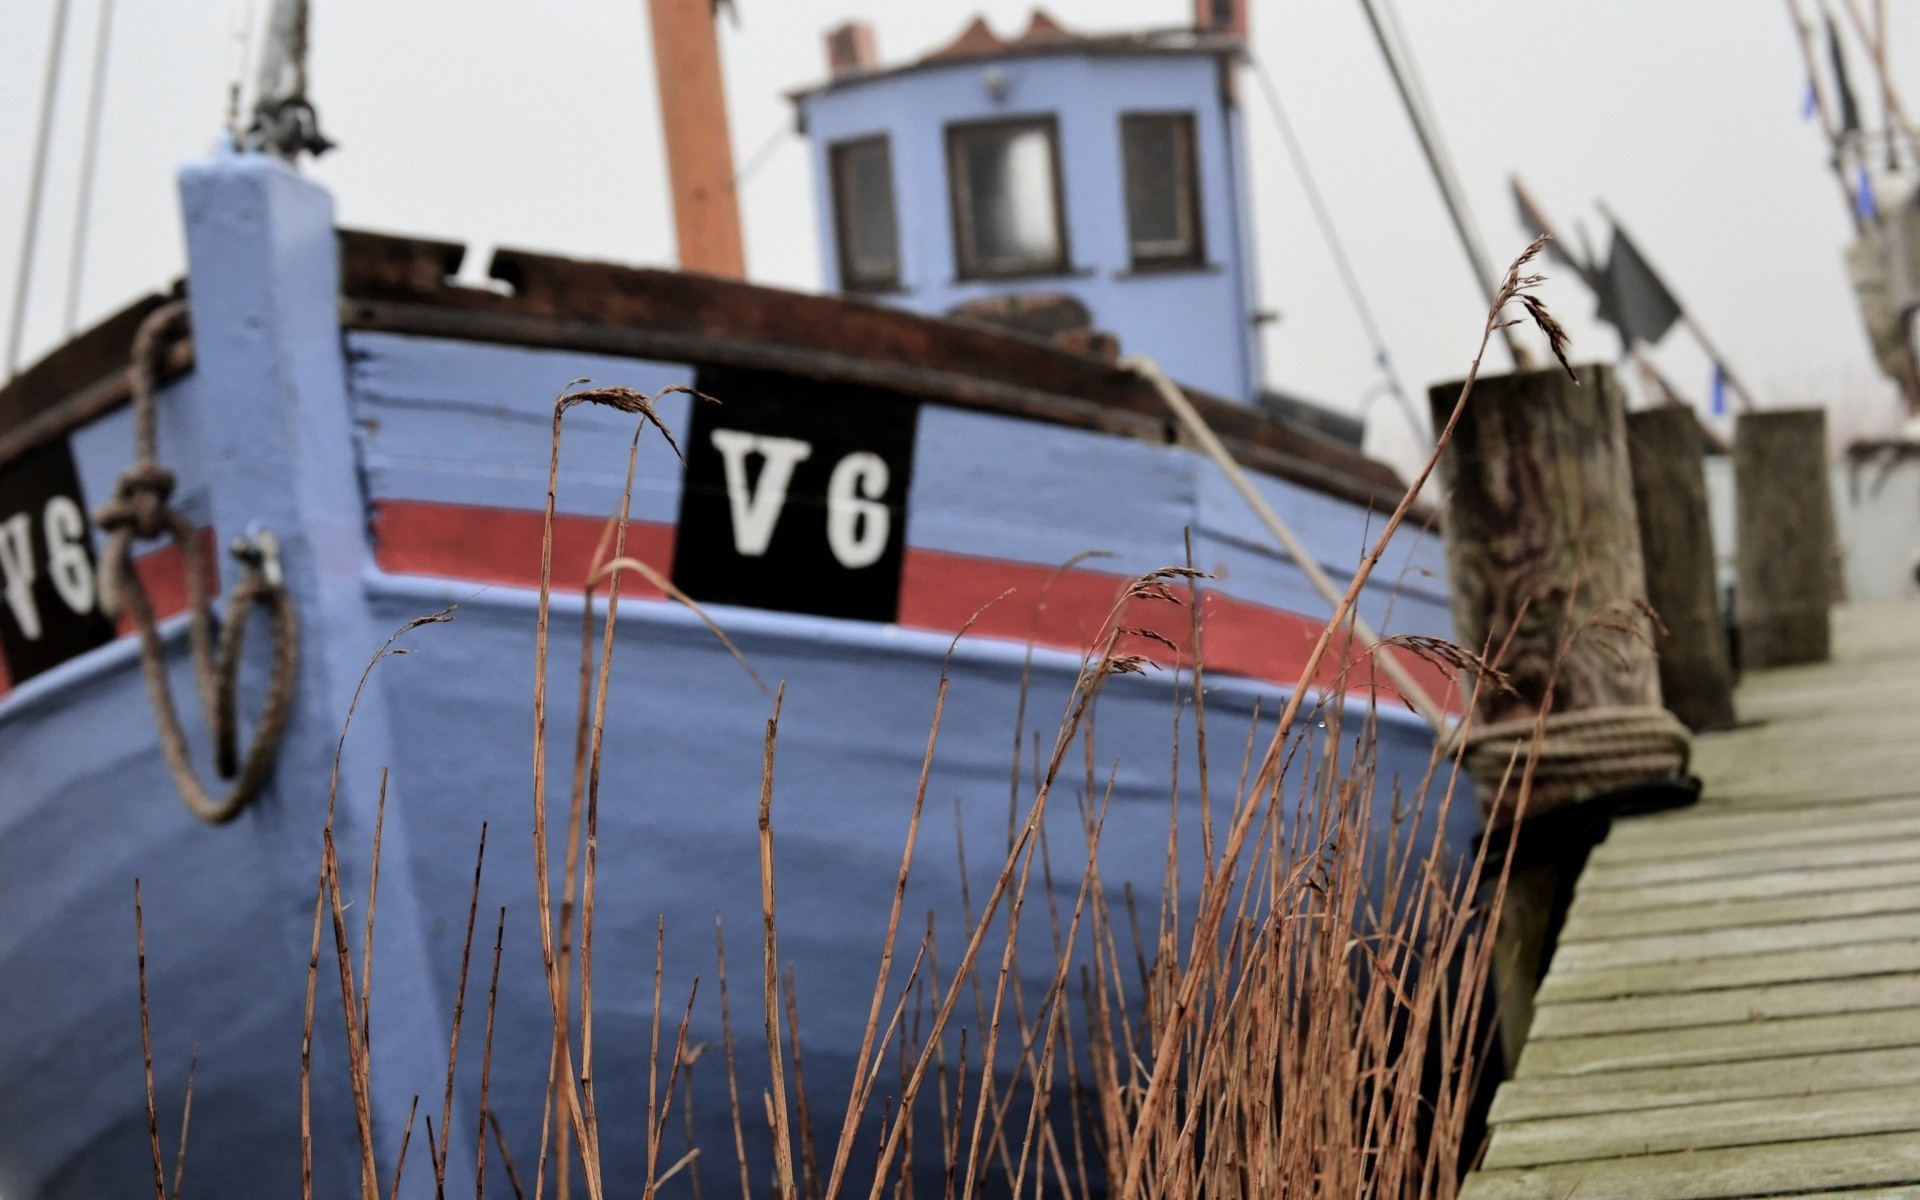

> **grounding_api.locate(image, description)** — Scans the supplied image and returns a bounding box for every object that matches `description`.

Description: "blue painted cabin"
[0,13,1459,1198]
[796,13,1261,404]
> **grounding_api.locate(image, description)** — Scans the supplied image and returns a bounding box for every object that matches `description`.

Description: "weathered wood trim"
[0,290,194,471]
[0,342,193,472]
[1,230,1425,527]
[337,228,1417,514]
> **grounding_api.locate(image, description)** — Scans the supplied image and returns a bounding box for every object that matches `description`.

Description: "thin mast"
[646,0,747,278]
[1356,0,1525,365]
[1785,0,1868,233]
[7,0,74,377]
[1835,0,1920,162]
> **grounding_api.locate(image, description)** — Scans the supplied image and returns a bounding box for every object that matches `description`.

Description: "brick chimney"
[1194,0,1247,38]
[825,21,878,78]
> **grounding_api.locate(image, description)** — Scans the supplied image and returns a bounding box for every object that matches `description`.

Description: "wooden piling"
[1735,409,1833,668]
[1430,362,1666,1072]
[1627,405,1737,731]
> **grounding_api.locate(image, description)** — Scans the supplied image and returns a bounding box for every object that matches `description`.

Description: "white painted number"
[44,495,95,615]
[710,429,814,557]
[709,430,894,570]
[0,497,100,641]
[826,452,891,569]
[0,512,40,640]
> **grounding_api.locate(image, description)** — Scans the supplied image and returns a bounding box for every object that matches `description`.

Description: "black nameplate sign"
[672,367,918,623]
[0,439,114,685]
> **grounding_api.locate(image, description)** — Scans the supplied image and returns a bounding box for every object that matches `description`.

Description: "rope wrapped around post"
[1450,705,1692,830]
[93,299,300,824]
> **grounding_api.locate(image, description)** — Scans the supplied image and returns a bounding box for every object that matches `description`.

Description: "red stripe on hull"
[368,501,1458,714]
[371,499,674,597]
[0,529,217,700]
[898,549,1459,716]
[113,528,221,638]
[3,501,1455,712]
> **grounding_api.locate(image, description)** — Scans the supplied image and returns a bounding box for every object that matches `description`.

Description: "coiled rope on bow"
[93,299,300,824]
[1451,705,1692,825]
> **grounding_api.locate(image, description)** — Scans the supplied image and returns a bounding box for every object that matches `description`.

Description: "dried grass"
[128,244,1578,1199]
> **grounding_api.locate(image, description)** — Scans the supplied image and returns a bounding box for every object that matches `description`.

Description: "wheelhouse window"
[1121,113,1203,269]
[830,136,902,291]
[947,117,1069,278]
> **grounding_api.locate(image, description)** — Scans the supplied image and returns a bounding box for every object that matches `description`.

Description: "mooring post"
[1627,405,1737,731]
[1430,363,1676,1072]
[1735,408,1835,668]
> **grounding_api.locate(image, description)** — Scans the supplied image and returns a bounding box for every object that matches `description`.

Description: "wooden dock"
[1462,599,1920,1198]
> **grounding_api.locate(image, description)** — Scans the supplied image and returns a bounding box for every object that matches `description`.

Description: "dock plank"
[1481,1083,1920,1169]
[1571,859,1920,916]
[1548,911,1920,971]
[1460,1132,1920,1199]
[1462,599,1920,1196]
[1575,836,1920,890]
[1533,938,1920,1003]
[1513,1007,1920,1077]
[1488,1046,1920,1125]
[1527,972,1920,1039]
[1559,883,1920,941]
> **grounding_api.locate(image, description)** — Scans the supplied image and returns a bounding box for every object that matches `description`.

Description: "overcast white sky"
[4,0,1918,474]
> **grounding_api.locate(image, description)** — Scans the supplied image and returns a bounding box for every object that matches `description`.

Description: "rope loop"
[1451,705,1693,826]
[94,462,180,543]
[94,301,301,824]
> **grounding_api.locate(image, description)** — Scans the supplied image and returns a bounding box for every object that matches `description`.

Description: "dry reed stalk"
[858,573,1198,1199]
[322,822,379,1198]
[437,822,489,1198]
[712,919,753,1200]
[360,769,387,1058]
[822,604,1005,1200]
[1110,238,1570,1198]
[300,871,324,1200]
[531,383,692,1200]
[171,1046,196,1200]
[755,686,799,1200]
[647,918,667,1191]
[135,881,165,1200]
[779,968,823,1200]
[489,1109,530,1200]
[477,907,507,1199]
[650,981,704,1197]
[574,424,652,1194]
[390,1096,419,1200]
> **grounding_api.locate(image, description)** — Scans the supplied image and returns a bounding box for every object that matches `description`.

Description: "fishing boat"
[0,4,1464,1195]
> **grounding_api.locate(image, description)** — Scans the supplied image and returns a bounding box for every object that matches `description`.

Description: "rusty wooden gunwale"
[0,228,1416,517]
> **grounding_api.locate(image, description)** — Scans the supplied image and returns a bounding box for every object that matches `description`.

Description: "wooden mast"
[647,0,747,279]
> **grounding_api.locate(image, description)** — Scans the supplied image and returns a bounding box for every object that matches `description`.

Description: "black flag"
[1594,224,1682,347]
[1828,16,1862,135]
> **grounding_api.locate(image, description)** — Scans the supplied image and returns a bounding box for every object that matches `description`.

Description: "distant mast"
[646,0,747,278]
[245,0,334,161]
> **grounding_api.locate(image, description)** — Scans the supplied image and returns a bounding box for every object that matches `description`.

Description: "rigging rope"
[1246,54,1429,445]
[64,0,117,337]
[6,0,74,376]
[94,300,300,824]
